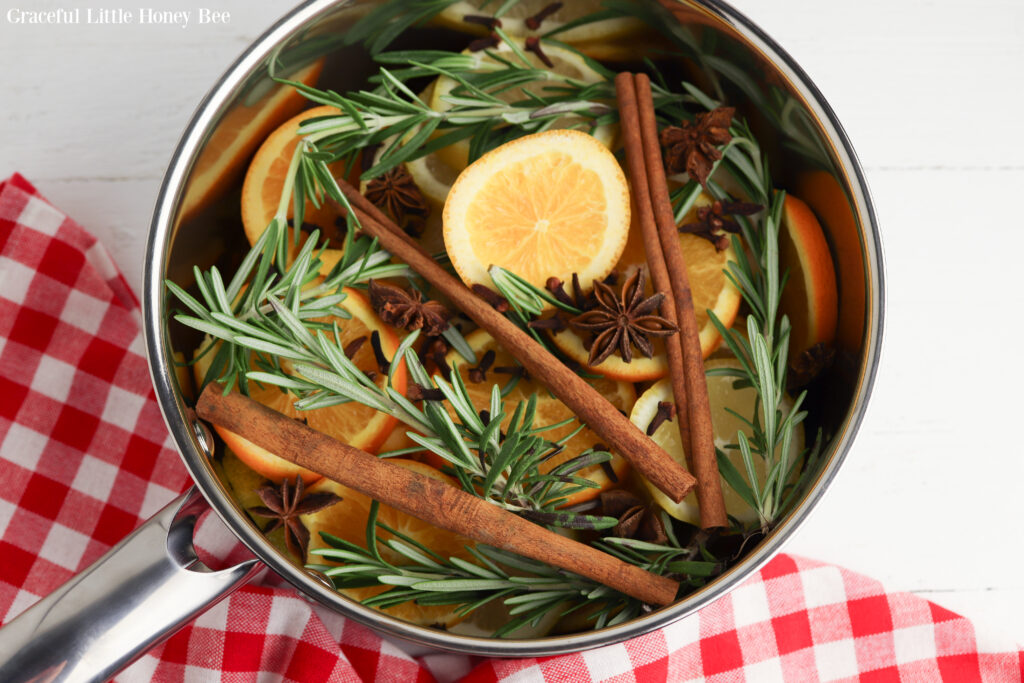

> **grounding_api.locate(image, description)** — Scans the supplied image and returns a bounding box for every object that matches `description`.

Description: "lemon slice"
[628,359,804,525]
[443,129,630,293]
[405,147,460,209]
[429,38,616,171]
[436,1,646,46]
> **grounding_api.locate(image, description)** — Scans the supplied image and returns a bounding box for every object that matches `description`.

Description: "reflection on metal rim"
[145,0,884,657]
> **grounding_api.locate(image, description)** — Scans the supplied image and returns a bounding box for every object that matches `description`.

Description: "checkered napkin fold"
[0,172,1020,682]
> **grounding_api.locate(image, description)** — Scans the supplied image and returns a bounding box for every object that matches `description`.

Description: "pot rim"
[144,0,884,657]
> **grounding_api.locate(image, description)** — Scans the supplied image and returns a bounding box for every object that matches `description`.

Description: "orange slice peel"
[193,288,407,484]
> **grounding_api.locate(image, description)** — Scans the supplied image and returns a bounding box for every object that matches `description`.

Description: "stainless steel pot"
[0,1,884,680]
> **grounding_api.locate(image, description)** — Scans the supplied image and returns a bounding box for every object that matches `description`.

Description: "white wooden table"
[2,0,1022,648]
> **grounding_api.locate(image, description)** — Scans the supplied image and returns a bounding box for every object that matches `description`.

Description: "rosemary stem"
[300,113,410,138]
[274,139,306,224]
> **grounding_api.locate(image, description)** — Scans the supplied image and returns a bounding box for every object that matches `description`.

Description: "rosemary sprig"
[680,98,815,531]
[168,221,616,532]
[273,34,687,254]
[308,506,720,636]
[592,512,723,588]
[310,521,637,637]
[166,218,408,396]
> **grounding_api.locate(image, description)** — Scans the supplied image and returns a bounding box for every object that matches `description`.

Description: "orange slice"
[304,459,475,627]
[443,129,630,295]
[629,359,804,525]
[179,59,324,224]
[795,171,865,352]
[438,329,635,507]
[779,194,838,360]
[241,105,354,274]
[193,288,407,483]
[550,193,742,381]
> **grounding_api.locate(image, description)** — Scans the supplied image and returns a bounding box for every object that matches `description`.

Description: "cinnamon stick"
[330,182,696,503]
[633,73,728,528]
[196,385,680,606]
[613,73,694,499]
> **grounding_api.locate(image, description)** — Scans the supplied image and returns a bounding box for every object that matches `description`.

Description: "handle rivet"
[192,418,215,459]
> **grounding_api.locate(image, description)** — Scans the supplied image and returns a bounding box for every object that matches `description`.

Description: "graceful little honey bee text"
[5,8,231,29]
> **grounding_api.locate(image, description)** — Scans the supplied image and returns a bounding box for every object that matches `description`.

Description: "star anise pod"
[568,269,678,366]
[660,107,735,188]
[249,477,341,559]
[367,279,451,335]
[680,200,763,251]
[363,165,429,233]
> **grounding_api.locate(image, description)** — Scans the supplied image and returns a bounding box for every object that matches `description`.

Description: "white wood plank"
[734,0,1024,170]
[0,0,289,291]
[0,0,286,183]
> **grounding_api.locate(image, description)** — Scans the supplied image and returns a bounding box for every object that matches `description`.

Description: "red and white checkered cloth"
[0,171,1020,682]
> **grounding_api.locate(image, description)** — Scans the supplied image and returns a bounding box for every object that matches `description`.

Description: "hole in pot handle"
[0,487,262,683]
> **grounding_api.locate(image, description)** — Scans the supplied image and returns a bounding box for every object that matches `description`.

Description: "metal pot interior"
[145,0,883,656]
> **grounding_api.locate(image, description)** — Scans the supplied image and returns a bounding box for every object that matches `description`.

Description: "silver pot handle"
[0,487,262,682]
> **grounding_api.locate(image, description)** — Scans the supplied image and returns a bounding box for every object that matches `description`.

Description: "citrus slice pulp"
[443,129,630,295]
[796,171,865,352]
[779,193,838,360]
[628,359,804,525]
